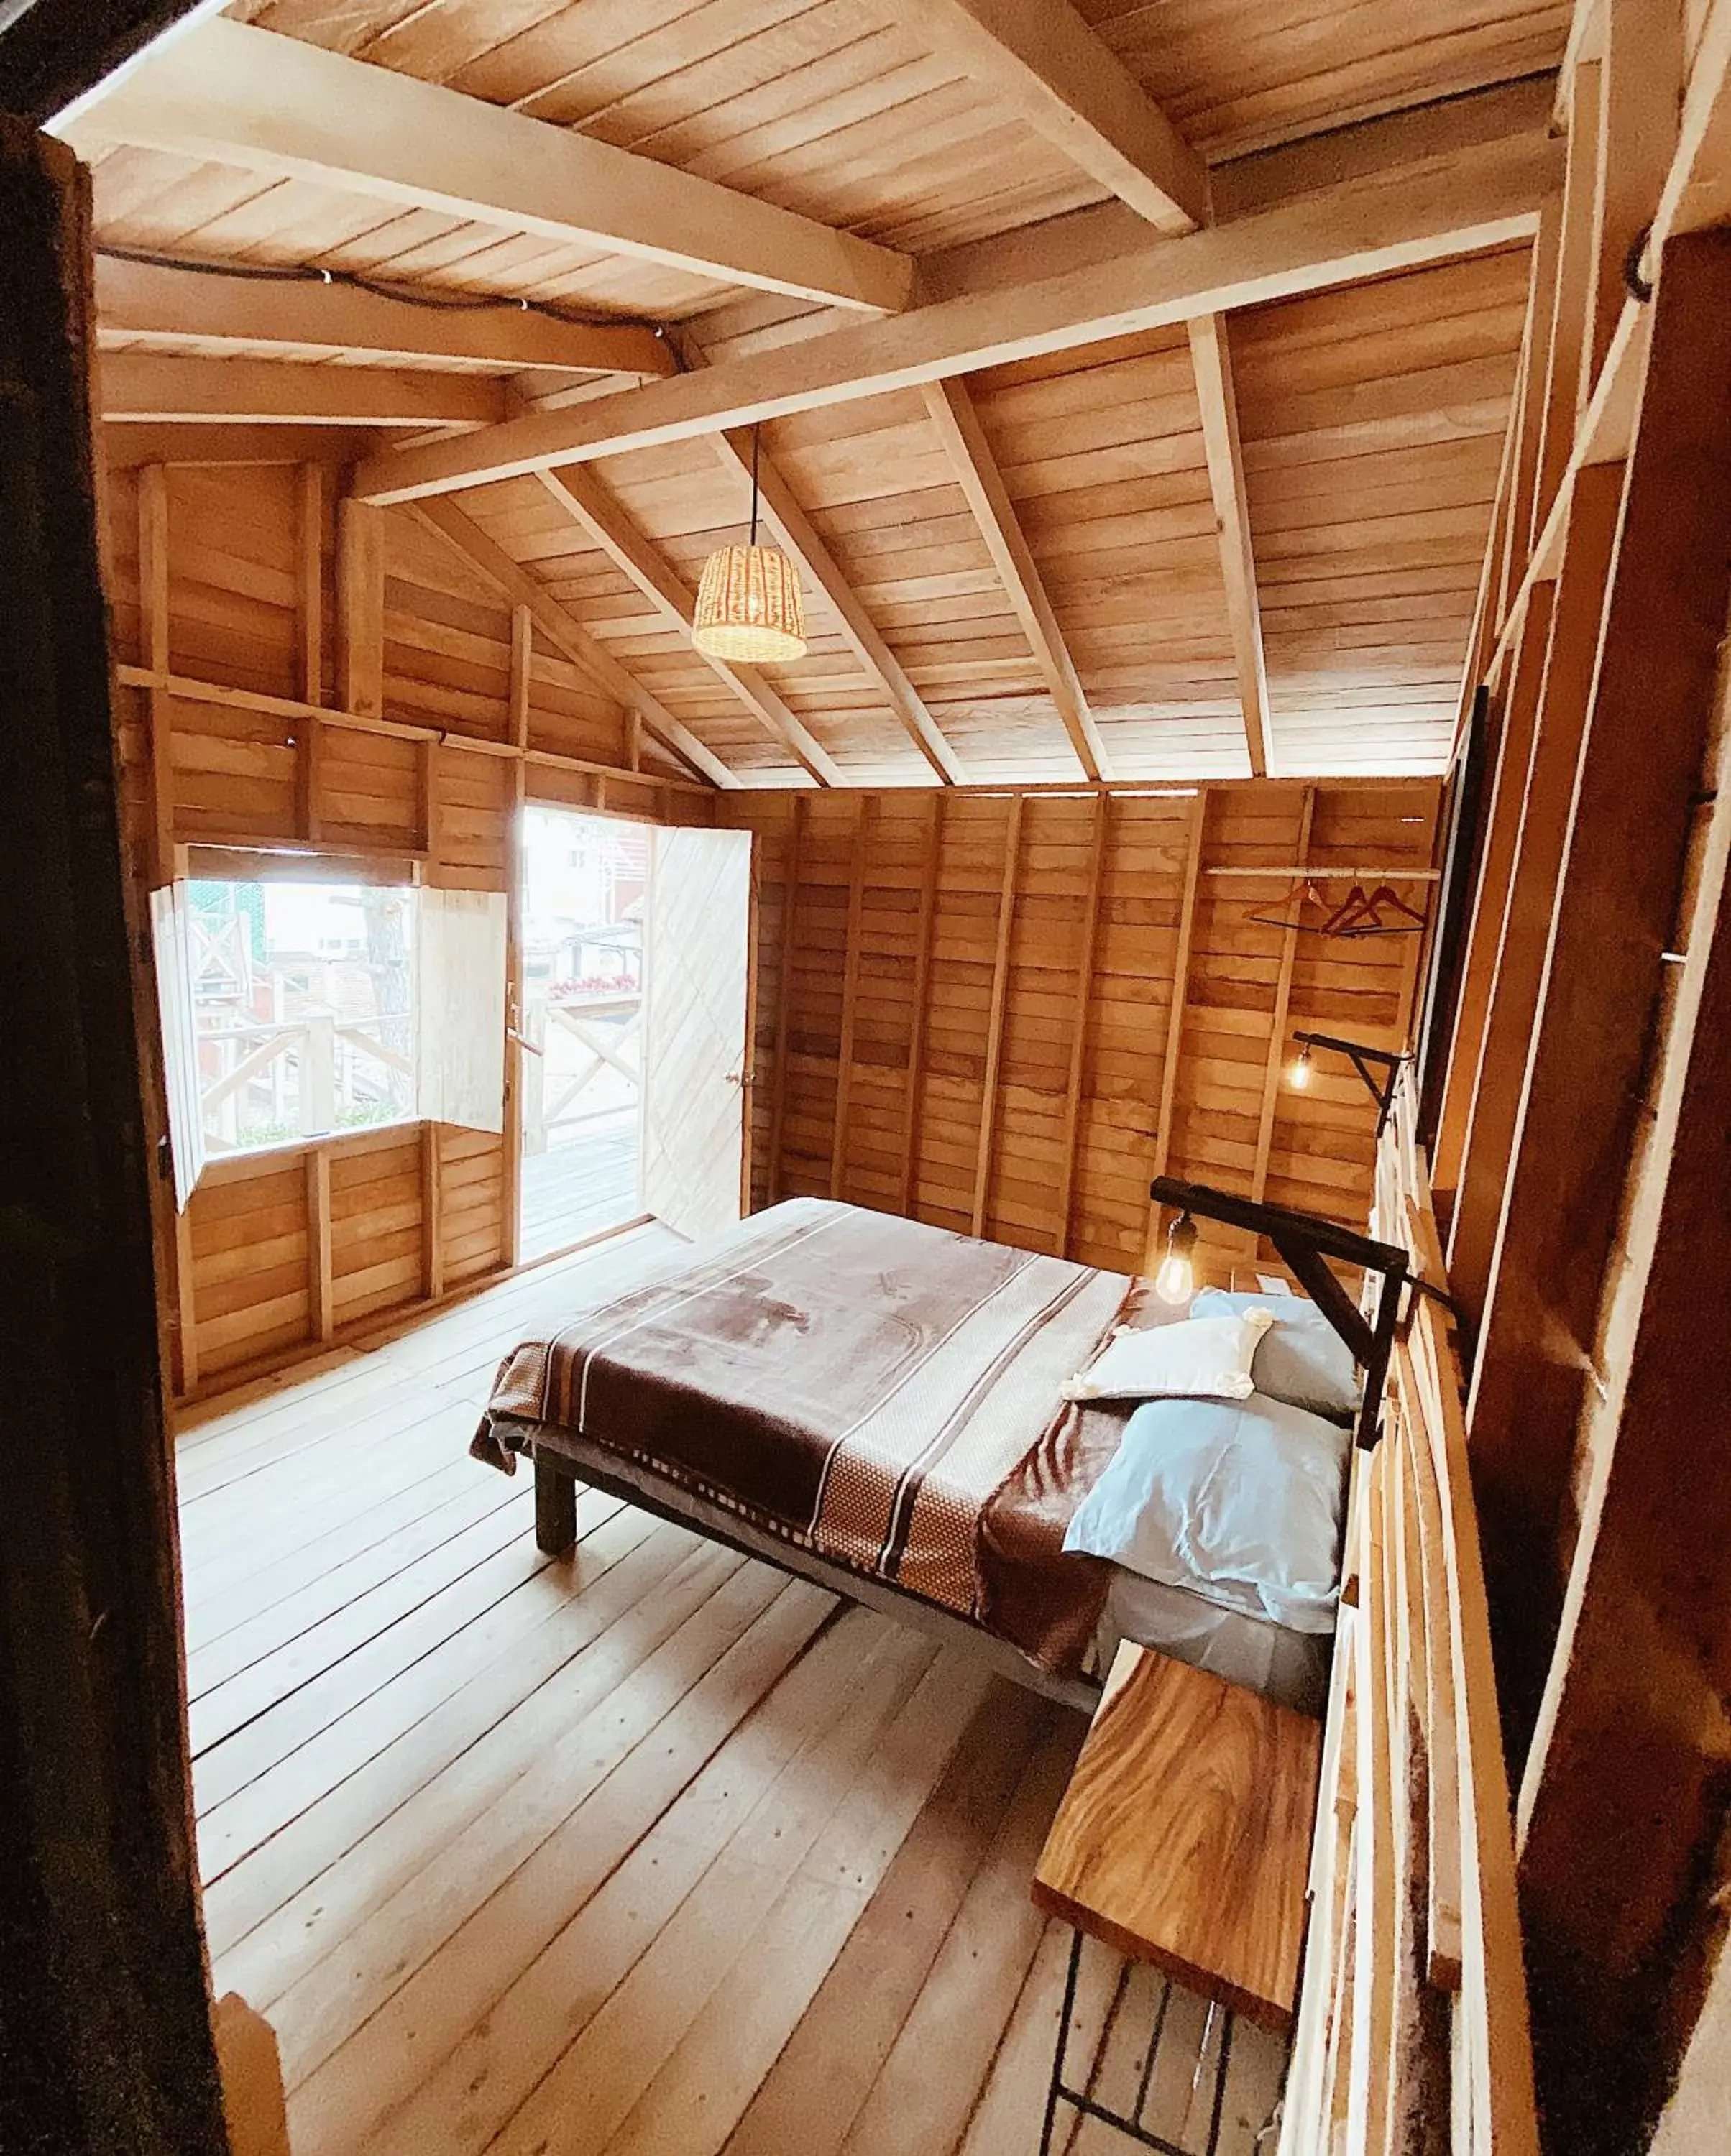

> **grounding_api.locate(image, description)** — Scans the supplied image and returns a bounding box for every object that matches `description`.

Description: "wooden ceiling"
[61,0,1572,787]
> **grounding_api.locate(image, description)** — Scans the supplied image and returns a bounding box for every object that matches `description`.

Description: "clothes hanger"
[1321,881,1429,938]
[1246,877,1331,933]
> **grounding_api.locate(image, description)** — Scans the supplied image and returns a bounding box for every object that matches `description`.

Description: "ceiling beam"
[102,423,383,466]
[901,0,1209,234]
[60,17,916,317]
[920,377,1109,783]
[709,428,964,784]
[98,353,511,428]
[405,497,736,791]
[534,466,841,786]
[1187,314,1273,778]
[95,257,673,378]
[352,123,1558,503]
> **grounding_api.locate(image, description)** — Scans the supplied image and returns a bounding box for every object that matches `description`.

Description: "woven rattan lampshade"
[692,541,807,662]
[692,422,808,664]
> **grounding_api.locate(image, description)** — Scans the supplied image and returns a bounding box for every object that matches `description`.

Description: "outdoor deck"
[519,1110,642,1263]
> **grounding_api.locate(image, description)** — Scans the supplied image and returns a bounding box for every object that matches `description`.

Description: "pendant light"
[692,423,807,664]
[1154,1210,1198,1306]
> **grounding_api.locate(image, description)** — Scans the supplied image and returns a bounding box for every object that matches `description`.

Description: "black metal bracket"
[1292,1029,1408,1138]
[1149,1174,1410,1450]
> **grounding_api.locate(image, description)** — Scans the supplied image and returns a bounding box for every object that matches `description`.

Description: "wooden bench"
[1030,1643,1322,2153]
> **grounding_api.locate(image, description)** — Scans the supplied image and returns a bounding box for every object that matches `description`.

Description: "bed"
[471,1199,1339,1715]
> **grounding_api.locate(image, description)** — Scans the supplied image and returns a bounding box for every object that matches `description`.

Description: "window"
[183,875,418,1157]
[151,853,509,1207]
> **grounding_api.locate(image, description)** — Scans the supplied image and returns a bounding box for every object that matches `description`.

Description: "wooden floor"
[518,1111,641,1263]
[177,1232,1287,2156]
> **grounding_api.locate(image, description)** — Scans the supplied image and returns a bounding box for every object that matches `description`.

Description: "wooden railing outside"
[1280,1074,1538,2156]
[197,1013,413,1148]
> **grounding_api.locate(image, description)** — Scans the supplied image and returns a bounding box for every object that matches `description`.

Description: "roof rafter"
[901,0,1210,234]
[95,257,673,377]
[351,122,1558,504]
[58,17,917,316]
[405,496,736,791]
[707,428,965,784]
[534,466,842,786]
[920,377,1109,783]
[1187,314,1274,778]
[99,353,512,428]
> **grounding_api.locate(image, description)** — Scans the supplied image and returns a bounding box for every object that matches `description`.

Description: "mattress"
[1101,1570,1332,1716]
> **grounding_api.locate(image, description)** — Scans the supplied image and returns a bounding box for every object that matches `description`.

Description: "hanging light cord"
[749,420,762,547]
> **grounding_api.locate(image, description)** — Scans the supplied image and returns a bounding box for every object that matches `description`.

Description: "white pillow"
[1190,1288,1362,1426]
[1062,1393,1351,1633]
[1062,1307,1274,1402]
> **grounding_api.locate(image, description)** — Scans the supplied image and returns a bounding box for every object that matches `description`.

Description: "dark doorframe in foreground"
[0,0,228,2145]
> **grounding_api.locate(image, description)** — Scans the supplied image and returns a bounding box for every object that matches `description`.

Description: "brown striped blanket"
[473,1199,1142,1677]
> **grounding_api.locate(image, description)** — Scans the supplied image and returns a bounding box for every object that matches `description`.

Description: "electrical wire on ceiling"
[95,242,669,340]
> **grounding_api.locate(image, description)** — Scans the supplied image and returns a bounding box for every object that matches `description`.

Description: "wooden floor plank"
[298,1585,853,2156]
[202,1512,691,1961]
[481,1621,946,2156]
[597,1651,1010,2156]
[268,1551,781,2086]
[833,1720,1083,2156]
[720,1680,1048,2156]
[185,1471,536,1697]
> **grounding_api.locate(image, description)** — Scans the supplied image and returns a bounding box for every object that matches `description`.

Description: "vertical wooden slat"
[764,793,806,1207]
[173,1202,199,1395]
[1535,57,1604,520]
[1587,0,1684,389]
[899,792,945,1220]
[1446,466,1623,1328]
[970,795,1023,1238]
[508,602,532,752]
[1055,791,1109,1256]
[418,737,443,868]
[829,794,870,1202]
[502,606,531,1270]
[1500,197,1562,617]
[337,494,383,719]
[421,1121,444,1303]
[1144,788,1208,1265]
[306,1148,333,1342]
[1431,584,1557,1194]
[1252,783,1316,1202]
[297,465,326,844]
[137,463,175,888]
[298,464,324,704]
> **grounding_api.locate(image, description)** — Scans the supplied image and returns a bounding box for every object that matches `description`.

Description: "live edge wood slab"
[1032,1644,1321,2032]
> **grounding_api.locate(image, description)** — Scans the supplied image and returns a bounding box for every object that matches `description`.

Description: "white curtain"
[415,888,508,1133]
[150,882,207,1211]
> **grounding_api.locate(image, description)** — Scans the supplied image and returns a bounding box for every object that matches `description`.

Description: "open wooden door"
[640,826,754,1241]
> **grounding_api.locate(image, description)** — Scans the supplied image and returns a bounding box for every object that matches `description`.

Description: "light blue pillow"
[1190,1288,1360,1425]
[1062,1393,1351,1634]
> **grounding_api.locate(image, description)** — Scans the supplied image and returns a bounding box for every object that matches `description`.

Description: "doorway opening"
[517,805,651,1263]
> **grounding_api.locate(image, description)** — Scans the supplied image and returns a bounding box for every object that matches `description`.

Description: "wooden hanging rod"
[1205,864,1442,880]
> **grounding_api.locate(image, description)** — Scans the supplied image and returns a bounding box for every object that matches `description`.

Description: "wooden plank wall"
[725,778,1436,1276]
[102,457,714,1398]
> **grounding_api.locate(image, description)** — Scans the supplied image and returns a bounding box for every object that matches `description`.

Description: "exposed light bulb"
[1289,1043,1313,1091]
[1154,1210,1198,1306]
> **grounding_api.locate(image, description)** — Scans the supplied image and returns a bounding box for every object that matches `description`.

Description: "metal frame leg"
[1041,1930,1085,2156]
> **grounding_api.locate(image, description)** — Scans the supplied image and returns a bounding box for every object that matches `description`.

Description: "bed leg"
[534,1452,577,1556]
